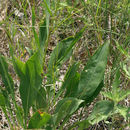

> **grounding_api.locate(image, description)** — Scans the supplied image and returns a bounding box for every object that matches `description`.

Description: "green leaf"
[122,58,130,79]
[57,26,87,64]
[36,87,47,110]
[53,66,80,100]
[86,80,104,104]
[0,55,14,94]
[25,47,33,56]
[0,89,11,108]
[75,41,110,102]
[88,100,114,124]
[101,91,113,100]
[116,105,129,120]
[0,93,5,107]
[43,0,52,16]
[45,0,50,37]
[39,20,47,48]
[102,90,130,103]
[39,0,50,50]
[64,72,80,97]
[112,69,120,87]
[115,41,129,57]
[13,57,25,78]
[13,51,43,119]
[47,37,74,83]
[47,26,86,83]
[53,97,84,126]
[118,90,130,102]
[64,62,80,97]
[32,6,39,48]
[28,111,51,129]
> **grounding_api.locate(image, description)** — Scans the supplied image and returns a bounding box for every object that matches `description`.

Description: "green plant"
[0,0,129,129]
[0,10,111,127]
[101,69,130,123]
[0,31,110,129]
[69,69,130,130]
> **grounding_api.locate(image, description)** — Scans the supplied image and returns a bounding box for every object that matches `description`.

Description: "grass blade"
[0,55,14,94]
[39,20,47,48]
[32,6,39,48]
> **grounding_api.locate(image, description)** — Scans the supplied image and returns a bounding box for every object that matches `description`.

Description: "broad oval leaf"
[76,42,110,102]
[13,51,43,119]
